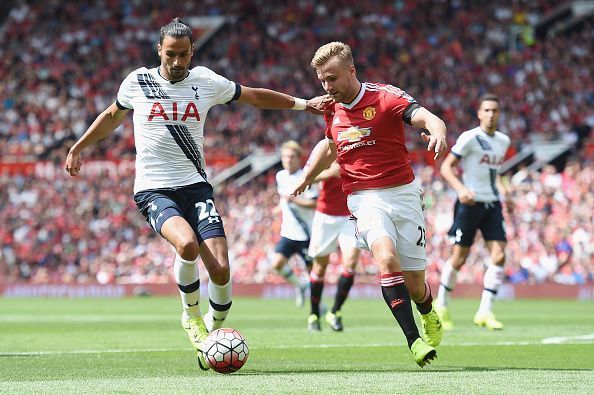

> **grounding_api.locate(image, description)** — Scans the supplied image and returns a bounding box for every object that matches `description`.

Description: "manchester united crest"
[363,106,376,120]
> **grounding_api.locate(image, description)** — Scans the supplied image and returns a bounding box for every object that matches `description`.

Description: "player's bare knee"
[408,285,425,302]
[492,252,505,266]
[374,253,400,273]
[209,265,230,284]
[312,263,326,278]
[175,238,200,260]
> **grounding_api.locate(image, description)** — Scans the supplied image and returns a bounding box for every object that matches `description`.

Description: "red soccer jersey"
[317,176,350,216]
[324,82,416,195]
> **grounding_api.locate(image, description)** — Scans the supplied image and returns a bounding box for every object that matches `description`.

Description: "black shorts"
[274,237,313,266]
[133,182,225,243]
[447,200,506,246]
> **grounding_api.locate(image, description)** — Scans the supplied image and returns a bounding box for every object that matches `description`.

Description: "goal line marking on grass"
[2,336,593,356]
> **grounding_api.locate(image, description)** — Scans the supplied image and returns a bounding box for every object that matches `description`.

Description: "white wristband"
[292,97,307,111]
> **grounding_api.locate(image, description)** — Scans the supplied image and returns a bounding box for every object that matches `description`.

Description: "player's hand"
[306,94,334,115]
[421,131,447,160]
[291,176,313,197]
[65,149,82,176]
[504,198,514,214]
[457,187,475,205]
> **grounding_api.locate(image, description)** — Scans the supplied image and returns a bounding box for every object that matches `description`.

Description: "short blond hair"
[281,140,302,155]
[311,41,354,69]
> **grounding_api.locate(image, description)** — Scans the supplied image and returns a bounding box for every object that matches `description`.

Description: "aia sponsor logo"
[479,154,504,166]
[148,101,200,122]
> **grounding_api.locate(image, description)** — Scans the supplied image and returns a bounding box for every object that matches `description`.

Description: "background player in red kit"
[305,140,361,332]
[293,41,447,367]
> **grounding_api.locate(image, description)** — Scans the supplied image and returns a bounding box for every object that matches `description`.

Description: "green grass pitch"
[1,296,593,393]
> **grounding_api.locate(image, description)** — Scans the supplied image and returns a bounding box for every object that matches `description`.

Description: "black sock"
[381,273,420,348]
[414,281,433,315]
[310,280,324,317]
[332,272,354,314]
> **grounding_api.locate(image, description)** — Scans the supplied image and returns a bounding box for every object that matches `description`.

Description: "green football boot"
[420,309,443,347]
[473,311,504,330]
[410,338,437,368]
[434,304,454,331]
[182,314,210,370]
[307,314,321,332]
[325,311,344,332]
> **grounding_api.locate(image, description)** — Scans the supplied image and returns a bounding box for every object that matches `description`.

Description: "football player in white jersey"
[435,94,513,331]
[272,141,318,308]
[64,17,328,370]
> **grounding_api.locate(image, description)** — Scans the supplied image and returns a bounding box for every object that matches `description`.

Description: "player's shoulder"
[458,126,482,138]
[365,82,416,105]
[122,66,150,81]
[455,127,481,145]
[276,169,287,180]
[494,130,511,143]
[365,82,403,96]
[188,66,227,81]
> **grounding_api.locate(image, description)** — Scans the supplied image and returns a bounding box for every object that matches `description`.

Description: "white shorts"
[347,180,427,271]
[308,211,357,258]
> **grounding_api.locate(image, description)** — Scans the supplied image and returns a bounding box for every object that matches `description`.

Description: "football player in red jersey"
[292,42,447,367]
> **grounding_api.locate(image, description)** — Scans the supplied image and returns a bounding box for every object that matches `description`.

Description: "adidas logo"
[390,299,405,309]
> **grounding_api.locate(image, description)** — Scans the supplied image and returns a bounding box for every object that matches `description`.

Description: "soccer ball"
[203,328,249,373]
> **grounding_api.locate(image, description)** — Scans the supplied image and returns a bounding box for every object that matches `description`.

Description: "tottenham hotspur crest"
[191,86,200,99]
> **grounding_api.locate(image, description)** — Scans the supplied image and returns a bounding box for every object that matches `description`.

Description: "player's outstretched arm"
[292,140,337,196]
[237,87,332,114]
[411,107,448,160]
[65,103,129,176]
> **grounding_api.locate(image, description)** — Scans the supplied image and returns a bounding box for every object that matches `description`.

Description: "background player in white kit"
[272,141,318,308]
[305,140,361,332]
[435,94,512,331]
[64,18,328,370]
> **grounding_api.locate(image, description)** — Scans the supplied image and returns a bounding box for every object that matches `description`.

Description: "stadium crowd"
[1,1,592,285]
[1,0,592,162]
[1,160,592,285]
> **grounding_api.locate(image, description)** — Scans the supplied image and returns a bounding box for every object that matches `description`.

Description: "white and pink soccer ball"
[203,328,249,373]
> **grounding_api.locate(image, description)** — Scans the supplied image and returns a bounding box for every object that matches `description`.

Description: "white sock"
[478,264,504,314]
[174,255,201,318]
[279,265,302,288]
[206,278,232,330]
[437,260,458,307]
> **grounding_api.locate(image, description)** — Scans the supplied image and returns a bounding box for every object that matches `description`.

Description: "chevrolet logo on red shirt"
[337,126,372,143]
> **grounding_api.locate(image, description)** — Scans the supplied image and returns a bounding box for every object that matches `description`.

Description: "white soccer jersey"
[450,127,511,202]
[116,66,239,193]
[276,169,318,241]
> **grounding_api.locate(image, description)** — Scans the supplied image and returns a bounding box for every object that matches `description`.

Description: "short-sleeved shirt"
[450,127,511,202]
[276,169,318,241]
[116,66,240,193]
[324,82,417,195]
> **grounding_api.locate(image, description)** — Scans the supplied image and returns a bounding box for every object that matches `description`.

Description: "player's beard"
[169,66,186,81]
